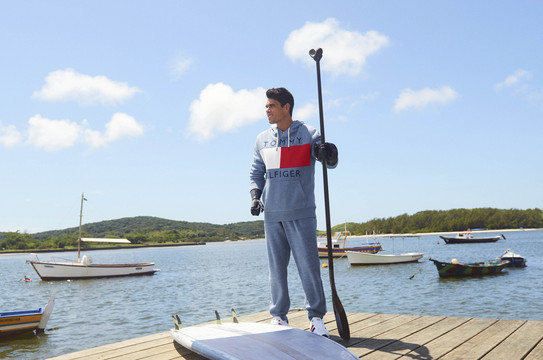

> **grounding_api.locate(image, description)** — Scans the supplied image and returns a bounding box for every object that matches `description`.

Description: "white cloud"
[188,83,266,140]
[33,68,141,105]
[495,69,532,90]
[171,56,193,80]
[294,102,318,121]
[393,86,458,112]
[0,122,22,148]
[27,114,82,151]
[84,113,144,148]
[284,18,389,77]
[19,113,144,151]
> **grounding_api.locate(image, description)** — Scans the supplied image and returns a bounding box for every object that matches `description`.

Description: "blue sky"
[1,1,542,233]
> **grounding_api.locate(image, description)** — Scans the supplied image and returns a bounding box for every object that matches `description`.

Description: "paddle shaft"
[310,48,350,341]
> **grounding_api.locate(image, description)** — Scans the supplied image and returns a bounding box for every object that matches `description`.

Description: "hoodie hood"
[270,120,304,150]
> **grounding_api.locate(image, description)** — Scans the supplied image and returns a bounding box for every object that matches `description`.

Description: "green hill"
[0,217,265,251]
[32,216,264,241]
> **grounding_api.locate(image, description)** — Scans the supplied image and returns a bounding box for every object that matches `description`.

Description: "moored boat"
[26,193,159,281]
[500,249,527,267]
[346,251,423,265]
[317,231,382,258]
[27,256,159,281]
[439,232,502,244]
[429,258,509,277]
[0,296,55,337]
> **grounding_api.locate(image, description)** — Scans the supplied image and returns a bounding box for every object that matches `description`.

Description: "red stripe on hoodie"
[280,144,311,168]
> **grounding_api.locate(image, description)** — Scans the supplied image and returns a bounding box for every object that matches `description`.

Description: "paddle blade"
[231,308,239,323]
[172,314,182,330]
[332,290,350,341]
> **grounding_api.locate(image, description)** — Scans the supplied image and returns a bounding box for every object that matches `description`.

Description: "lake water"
[1,229,542,359]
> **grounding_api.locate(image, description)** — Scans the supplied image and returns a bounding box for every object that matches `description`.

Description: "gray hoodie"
[249,120,322,222]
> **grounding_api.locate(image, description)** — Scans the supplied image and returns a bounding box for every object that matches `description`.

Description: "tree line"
[333,208,543,235]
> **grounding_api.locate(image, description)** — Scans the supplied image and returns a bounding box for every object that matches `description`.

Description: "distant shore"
[351,228,542,239]
[2,228,541,255]
[0,241,205,255]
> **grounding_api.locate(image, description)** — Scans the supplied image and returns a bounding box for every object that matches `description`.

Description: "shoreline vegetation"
[1,208,541,253]
[0,241,205,255]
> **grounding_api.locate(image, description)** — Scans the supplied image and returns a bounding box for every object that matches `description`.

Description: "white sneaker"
[309,317,330,338]
[270,316,289,326]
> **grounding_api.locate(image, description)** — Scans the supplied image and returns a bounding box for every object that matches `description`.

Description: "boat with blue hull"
[0,296,55,337]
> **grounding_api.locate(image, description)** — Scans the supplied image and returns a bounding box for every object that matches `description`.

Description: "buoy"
[23,276,32,282]
[451,258,458,264]
[322,261,328,268]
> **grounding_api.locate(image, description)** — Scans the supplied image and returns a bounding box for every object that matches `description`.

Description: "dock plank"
[366,316,468,359]
[524,339,543,360]
[406,317,496,359]
[357,315,444,360]
[440,319,524,360]
[348,314,422,358]
[47,311,543,360]
[481,320,543,360]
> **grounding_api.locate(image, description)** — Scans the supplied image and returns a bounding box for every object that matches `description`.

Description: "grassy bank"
[0,241,205,255]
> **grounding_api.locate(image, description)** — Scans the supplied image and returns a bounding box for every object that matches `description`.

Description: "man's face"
[266,98,290,126]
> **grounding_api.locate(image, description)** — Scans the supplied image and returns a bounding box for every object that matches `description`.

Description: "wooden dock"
[48,309,543,359]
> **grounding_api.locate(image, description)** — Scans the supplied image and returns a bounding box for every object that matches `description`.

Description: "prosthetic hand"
[313,142,338,167]
[250,189,264,216]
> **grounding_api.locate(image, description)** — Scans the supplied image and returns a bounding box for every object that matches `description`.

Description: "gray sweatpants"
[264,217,327,320]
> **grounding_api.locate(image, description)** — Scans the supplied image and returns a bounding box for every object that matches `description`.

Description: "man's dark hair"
[266,87,294,116]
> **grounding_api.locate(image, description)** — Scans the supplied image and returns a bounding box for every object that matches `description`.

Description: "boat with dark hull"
[440,232,503,244]
[500,249,527,267]
[430,258,509,277]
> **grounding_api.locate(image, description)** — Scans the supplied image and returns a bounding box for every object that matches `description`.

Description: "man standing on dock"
[249,87,338,337]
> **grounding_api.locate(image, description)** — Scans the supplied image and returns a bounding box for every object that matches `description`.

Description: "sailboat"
[27,193,159,281]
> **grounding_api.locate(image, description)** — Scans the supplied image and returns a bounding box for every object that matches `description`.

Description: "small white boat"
[317,231,382,258]
[346,251,424,265]
[27,193,159,281]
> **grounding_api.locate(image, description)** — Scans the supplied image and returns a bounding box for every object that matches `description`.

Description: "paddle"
[309,48,350,342]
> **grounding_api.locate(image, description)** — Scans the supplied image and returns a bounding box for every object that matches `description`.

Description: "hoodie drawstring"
[288,127,290,148]
[275,127,291,151]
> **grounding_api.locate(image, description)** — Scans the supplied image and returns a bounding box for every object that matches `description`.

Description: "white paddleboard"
[171,322,358,360]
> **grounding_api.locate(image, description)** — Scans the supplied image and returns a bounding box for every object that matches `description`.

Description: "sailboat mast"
[77,193,84,263]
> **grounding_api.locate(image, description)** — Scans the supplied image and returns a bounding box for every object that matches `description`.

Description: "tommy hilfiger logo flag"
[260,144,311,169]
